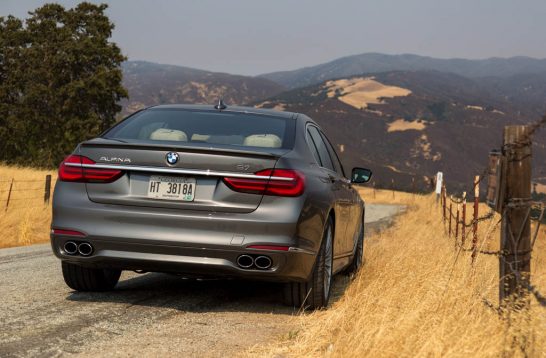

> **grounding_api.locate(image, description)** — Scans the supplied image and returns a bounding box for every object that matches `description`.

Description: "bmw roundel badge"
[166,152,179,165]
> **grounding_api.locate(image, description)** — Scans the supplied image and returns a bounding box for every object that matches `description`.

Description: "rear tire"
[62,261,121,292]
[283,217,334,310]
[344,219,364,276]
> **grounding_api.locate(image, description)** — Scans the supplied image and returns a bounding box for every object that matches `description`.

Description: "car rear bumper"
[51,182,318,282]
[51,237,315,282]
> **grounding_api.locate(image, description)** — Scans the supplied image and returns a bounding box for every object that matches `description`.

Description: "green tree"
[427,101,447,121]
[0,2,127,167]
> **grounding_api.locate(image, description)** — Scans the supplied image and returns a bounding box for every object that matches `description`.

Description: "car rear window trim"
[103,108,297,150]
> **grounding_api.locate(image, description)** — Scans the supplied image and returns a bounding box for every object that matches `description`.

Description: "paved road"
[0,204,403,358]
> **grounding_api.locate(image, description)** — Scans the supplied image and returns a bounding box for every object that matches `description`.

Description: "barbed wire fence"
[0,175,55,211]
[440,115,546,312]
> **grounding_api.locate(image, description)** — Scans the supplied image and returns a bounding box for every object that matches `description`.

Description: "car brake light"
[51,229,86,237]
[247,245,290,251]
[223,169,305,197]
[58,155,123,183]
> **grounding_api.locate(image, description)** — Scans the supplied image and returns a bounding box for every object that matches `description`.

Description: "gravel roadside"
[0,204,403,357]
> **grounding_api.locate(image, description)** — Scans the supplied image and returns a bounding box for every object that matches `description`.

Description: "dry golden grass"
[466,105,486,111]
[387,119,427,132]
[357,186,423,205]
[325,77,411,110]
[248,194,546,357]
[0,165,56,249]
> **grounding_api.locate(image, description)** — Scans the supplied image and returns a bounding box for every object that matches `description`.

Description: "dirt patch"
[411,134,441,161]
[387,119,426,132]
[254,101,286,111]
[466,105,484,111]
[325,77,411,110]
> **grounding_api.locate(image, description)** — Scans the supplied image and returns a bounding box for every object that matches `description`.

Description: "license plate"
[147,175,196,201]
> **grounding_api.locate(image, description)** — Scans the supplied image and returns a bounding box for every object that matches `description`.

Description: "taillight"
[223,169,305,197]
[247,245,290,251]
[51,229,86,237]
[58,155,123,183]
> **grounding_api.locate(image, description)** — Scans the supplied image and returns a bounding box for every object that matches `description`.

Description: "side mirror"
[351,167,372,184]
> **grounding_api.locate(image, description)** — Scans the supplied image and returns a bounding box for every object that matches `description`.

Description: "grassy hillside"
[255,71,546,193]
[249,192,546,357]
[259,53,546,89]
[0,166,56,249]
[121,61,285,115]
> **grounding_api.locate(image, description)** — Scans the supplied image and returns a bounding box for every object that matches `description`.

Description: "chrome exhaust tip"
[77,242,93,256]
[254,256,272,270]
[63,241,78,255]
[237,255,254,269]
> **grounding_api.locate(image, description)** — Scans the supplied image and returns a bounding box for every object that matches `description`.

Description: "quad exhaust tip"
[237,254,273,270]
[254,256,272,270]
[64,241,78,255]
[237,255,254,269]
[77,242,93,256]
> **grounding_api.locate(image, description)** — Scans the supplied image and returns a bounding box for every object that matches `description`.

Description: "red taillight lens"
[247,245,290,251]
[223,169,305,197]
[51,229,86,237]
[58,155,123,183]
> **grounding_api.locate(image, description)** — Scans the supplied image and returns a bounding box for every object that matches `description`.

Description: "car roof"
[148,104,299,120]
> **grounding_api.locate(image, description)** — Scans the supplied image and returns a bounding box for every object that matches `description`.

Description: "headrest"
[150,128,187,141]
[243,134,282,148]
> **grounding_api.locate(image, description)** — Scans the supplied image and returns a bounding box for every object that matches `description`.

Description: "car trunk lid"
[79,138,288,213]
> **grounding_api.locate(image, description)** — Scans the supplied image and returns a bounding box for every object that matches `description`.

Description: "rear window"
[104,109,295,149]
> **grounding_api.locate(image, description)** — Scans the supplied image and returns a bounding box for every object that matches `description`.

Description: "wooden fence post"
[412,177,416,199]
[5,178,14,212]
[391,179,395,199]
[499,125,532,306]
[455,201,460,244]
[442,185,447,222]
[449,197,453,237]
[471,176,480,264]
[44,175,52,204]
[461,192,467,246]
[373,181,376,199]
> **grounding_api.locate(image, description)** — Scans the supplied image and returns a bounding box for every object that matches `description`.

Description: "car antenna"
[214,98,227,110]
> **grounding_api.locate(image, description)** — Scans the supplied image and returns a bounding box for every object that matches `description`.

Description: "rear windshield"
[103,109,295,150]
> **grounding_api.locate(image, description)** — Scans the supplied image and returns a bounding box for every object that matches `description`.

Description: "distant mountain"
[116,58,546,191]
[254,71,546,191]
[259,53,546,89]
[121,61,285,115]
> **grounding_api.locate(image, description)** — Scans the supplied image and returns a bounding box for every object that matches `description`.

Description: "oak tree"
[0,2,127,167]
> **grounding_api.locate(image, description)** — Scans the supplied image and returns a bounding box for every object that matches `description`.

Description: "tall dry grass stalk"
[0,165,56,249]
[249,194,546,357]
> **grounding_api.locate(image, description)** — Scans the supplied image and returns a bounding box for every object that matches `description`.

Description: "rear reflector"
[58,155,123,183]
[223,169,305,197]
[247,245,290,251]
[51,229,86,237]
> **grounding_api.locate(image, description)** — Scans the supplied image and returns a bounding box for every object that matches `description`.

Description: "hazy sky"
[2,0,546,75]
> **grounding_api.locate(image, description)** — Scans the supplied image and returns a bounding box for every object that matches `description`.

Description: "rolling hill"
[120,61,285,115]
[254,71,546,192]
[259,53,546,89]
[117,57,546,192]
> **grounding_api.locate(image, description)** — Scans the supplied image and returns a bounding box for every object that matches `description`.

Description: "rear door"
[79,109,295,213]
[321,132,360,253]
[306,125,352,255]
